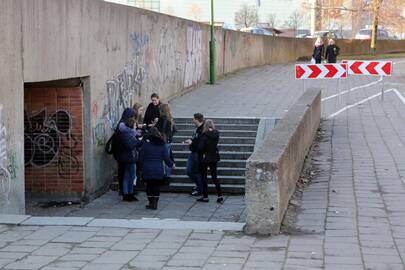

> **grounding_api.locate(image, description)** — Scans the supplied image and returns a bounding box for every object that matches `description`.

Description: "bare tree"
[267,13,278,28]
[283,11,303,36]
[301,0,371,36]
[235,4,259,28]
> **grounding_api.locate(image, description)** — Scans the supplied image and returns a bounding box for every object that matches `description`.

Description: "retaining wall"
[0,0,404,213]
[244,88,321,235]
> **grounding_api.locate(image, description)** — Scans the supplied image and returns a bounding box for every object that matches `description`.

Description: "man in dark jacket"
[143,93,161,126]
[184,113,204,196]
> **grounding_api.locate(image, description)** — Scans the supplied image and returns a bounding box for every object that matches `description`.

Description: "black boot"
[153,197,159,210]
[122,194,133,202]
[146,196,154,209]
[130,194,139,201]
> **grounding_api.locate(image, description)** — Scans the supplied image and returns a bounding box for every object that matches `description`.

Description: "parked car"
[296,29,310,38]
[307,30,342,39]
[240,27,273,36]
[355,29,389,40]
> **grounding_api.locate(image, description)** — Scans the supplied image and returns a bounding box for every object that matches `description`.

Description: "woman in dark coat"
[139,127,174,210]
[112,108,136,197]
[325,39,340,63]
[312,37,324,64]
[143,93,161,126]
[197,119,223,203]
[113,110,142,201]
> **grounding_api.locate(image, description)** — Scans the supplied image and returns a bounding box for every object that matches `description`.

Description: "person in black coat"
[325,39,340,63]
[139,127,174,210]
[143,93,161,126]
[184,113,205,196]
[312,38,324,64]
[112,108,136,197]
[197,120,223,203]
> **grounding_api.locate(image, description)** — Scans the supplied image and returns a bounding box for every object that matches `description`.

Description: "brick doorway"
[24,80,84,202]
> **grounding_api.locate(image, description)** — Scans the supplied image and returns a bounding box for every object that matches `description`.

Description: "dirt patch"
[281,124,326,234]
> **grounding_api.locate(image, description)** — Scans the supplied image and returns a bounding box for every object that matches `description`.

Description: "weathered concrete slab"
[244,88,322,235]
[87,218,244,231]
[21,216,94,226]
[0,214,31,225]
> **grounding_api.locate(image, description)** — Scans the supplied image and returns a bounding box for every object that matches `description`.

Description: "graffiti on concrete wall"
[24,109,80,178]
[95,31,149,140]
[104,64,146,130]
[0,105,11,206]
[130,32,150,58]
[184,26,203,88]
[156,24,183,85]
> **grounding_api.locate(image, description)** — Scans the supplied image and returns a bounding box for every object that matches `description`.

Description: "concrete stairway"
[110,117,260,195]
[165,117,259,194]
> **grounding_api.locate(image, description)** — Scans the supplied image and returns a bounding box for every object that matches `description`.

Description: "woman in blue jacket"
[139,127,174,210]
[113,112,142,202]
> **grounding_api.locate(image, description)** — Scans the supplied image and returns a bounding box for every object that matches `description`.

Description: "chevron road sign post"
[295,63,348,100]
[344,60,393,100]
[345,60,393,76]
[295,63,348,80]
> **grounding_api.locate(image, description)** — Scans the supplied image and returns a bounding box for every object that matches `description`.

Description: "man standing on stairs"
[184,113,205,196]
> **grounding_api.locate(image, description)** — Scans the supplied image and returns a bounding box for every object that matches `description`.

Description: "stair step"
[173,151,253,160]
[172,136,256,144]
[175,123,259,131]
[174,117,260,125]
[176,130,257,138]
[173,167,245,176]
[163,183,245,194]
[110,182,245,194]
[174,159,247,168]
[170,175,245,185]
[172,143,255,152]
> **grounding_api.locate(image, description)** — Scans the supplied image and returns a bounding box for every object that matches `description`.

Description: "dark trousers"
[201,162,222,198]
[146,181,160,198]
[186,153,202,194]
[117,162,125,195]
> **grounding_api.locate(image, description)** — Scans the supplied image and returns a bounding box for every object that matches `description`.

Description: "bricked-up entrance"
[24,84,84,201]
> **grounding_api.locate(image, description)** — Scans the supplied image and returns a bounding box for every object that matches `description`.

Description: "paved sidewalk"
[26,191,245,223]
[3,59,405,269]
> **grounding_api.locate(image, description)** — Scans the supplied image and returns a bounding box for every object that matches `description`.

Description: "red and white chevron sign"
[295,63,347,80]
[346,60,392,76]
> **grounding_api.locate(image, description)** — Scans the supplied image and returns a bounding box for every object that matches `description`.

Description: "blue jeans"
[123,163,136,195]
[186,153,202,194]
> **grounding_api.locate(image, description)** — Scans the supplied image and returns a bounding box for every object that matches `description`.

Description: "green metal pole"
[209,0,216,84]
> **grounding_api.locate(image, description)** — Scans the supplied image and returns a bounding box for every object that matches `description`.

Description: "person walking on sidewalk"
[184,113,205,196]
[114,116,143,202]
[144,93,161,127]
[325,38,340,63]
[139,127,174,210]
[197,119,223,204]
[312,37,324,64]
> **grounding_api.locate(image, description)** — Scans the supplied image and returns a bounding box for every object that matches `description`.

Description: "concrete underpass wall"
[1,0,405,214]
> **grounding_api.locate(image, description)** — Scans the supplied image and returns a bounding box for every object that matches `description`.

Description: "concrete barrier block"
[244,88,321,235]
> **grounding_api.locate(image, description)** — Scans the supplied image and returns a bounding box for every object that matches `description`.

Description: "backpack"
[105,132,118,155]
